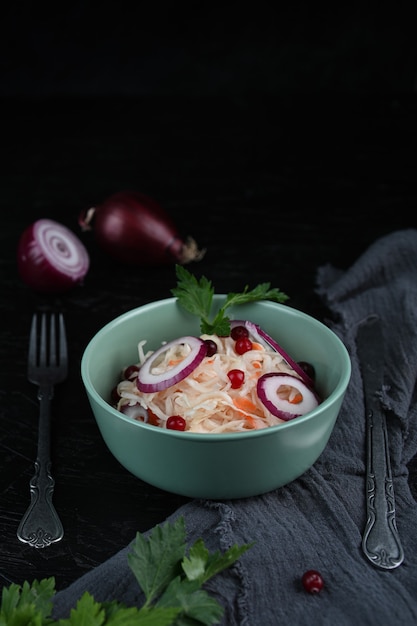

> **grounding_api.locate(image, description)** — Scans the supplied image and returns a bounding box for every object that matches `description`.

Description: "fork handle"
[17,388,64,548]
[17,461,64,548]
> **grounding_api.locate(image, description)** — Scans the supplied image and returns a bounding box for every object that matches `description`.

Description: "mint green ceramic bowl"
[81,296,351,499]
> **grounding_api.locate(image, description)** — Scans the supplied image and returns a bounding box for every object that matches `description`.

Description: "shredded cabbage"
[115,333,305,433]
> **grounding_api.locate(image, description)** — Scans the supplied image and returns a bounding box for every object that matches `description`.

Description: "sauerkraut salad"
[111,266,322,434]
[111,320,321,434]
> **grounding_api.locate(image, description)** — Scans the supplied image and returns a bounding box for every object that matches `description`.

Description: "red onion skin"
[17,220,90,294]
[79,191,204,266]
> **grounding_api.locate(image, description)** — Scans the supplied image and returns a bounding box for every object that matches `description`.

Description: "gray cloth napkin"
[52,229,417,625]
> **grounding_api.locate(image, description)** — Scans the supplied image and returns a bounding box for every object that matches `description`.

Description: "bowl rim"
[81,296,352,442]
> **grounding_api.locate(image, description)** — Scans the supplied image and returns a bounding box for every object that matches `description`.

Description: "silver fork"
[17,312,68,548]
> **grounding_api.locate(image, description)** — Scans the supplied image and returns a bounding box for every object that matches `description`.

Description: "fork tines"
[28,312,68,374]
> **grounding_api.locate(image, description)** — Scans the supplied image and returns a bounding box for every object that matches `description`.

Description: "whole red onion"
[79,191,205,266]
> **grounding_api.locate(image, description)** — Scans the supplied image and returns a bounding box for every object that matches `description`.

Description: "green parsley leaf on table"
[182,538,253,584]
[128,516,187,607]
[129,516,252,625]
[0,516,251,625]
[0,577,55,623]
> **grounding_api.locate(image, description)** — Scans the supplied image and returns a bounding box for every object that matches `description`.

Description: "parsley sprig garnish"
[171,264,289,336]
[0,516,252,625]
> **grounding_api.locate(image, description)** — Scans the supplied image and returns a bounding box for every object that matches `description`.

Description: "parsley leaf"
[61,592,106,625]
[128,516,252,624]
[128,516,186,607]
[171,265,215,319]
[0,517,252,625]
[182,539,253,584]
[157,577,223,625]
[0,578,55,623]
[171,264,289,336]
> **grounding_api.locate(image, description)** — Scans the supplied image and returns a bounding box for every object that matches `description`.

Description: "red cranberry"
[235,337,253,355]
[124,364,139,380]
[227,369,245,389]
[111,386,120,404]
[204,339,218,357]
[302,570,324,593]
[231,325,249,340]
[297,361,316,381]
[166,415,186,431]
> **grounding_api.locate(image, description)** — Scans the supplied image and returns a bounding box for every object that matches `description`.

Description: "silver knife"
[356,315,404,569]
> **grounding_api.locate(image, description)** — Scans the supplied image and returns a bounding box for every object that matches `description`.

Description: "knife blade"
[356,315,404,569]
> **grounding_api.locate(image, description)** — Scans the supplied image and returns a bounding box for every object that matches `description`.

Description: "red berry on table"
[302,570,324,593]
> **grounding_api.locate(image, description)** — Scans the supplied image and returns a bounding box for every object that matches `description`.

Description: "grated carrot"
[289,392,303,404]
[243,415,257,429]
[233,396,264,417]
[252,342,264,350]
[168,358,184,366]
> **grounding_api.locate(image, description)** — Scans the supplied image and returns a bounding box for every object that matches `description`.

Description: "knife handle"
[362,407,404,569]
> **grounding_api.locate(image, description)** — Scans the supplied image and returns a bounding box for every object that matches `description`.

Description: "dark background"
[2,3,417,97]
[1,3,417,594]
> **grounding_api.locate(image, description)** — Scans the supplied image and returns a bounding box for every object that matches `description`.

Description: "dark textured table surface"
[1,93,417,592]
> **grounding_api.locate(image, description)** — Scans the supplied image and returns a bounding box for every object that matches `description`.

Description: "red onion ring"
[257,373,320,421]
[17,219,90,293]
[230,319,315,387]
[120,403,148,421]
[137,336,207,392]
